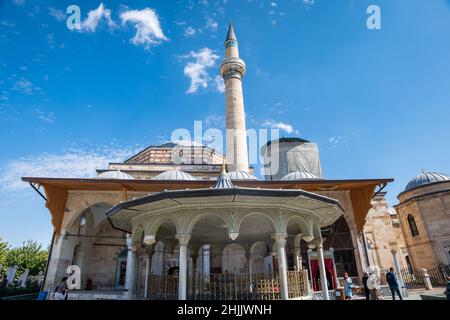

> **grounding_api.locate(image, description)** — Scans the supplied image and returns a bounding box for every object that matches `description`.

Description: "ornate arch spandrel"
[233,208,282,236]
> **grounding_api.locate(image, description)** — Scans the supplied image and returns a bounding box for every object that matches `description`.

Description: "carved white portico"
[106,178,345,300]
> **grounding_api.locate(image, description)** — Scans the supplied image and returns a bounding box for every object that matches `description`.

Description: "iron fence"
[147,270,309,300]
[382,264,449,290]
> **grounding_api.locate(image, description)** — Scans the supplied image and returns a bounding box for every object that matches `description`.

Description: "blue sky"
[1,0,450,247]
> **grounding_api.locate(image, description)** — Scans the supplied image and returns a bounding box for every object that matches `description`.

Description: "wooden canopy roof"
[22,176,393,237]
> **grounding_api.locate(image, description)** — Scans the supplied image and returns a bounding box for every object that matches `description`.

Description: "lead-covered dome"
[405,171,450,192]
[95,170,134,180]
[281,171,322,181]
[152,170,197,181]
[227,171,258,180]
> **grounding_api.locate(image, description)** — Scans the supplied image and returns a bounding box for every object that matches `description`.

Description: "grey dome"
[95,170,134,180]
[405,171,450,192]
[281,171,321,181]
[152,170,197,181]
[214,170,234,189]
[227,171,258,180]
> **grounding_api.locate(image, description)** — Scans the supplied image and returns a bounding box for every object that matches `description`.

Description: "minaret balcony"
[220,57,247,80]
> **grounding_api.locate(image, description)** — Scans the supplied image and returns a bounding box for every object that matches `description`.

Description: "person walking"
[362,272,370,300]
[343,272,353,300]
[386,267,403,300]
[54,277,68,300]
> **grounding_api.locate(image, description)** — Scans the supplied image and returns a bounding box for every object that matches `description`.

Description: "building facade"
[396,172,450,269]
[21,24,448,300]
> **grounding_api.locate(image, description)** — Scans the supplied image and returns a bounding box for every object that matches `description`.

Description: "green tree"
[0,237,9,275]
[5,240,48,276]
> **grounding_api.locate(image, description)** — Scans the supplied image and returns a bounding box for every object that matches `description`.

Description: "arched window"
[78,214,87,235]
[408,214,419,237]
[72,245,80,265]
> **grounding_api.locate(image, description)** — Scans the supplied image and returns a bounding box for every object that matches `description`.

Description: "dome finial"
[221,158,227,174]
[226,21,237,42]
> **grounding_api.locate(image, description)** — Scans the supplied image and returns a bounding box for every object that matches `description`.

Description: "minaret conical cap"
[226,22,237,42]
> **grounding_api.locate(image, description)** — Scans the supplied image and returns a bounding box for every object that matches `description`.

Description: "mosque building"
[22,24,449,300]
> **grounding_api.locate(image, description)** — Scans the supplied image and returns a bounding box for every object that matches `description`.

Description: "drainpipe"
[41,231,55,293]
[28,182,53,294]
[361,232,371,270]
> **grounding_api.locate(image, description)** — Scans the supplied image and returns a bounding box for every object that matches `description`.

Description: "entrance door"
[115,255,127,290]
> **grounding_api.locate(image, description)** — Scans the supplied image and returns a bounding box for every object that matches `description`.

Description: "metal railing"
[147,270,309,300]
[383,264,449,290]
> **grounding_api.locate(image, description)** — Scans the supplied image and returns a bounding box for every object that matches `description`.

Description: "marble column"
[144,247,154,299]
[202,244,210,282]
[176,234,191,300]
[126,244,138,300]
[246,252,253,292]
[272,233,289,300]
[191,254,198,297]
[125,234,133,290]
[316,240,329,300]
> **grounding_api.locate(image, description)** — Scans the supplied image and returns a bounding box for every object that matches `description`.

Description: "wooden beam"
[42,184,68,241]
[350,184,377,233]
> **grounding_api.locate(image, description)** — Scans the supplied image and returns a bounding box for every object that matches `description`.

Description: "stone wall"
[396,181,450,269]
[363,193,408,270]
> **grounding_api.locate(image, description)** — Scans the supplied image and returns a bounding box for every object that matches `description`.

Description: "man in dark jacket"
[362,272,370,300]
[386,267,403,300]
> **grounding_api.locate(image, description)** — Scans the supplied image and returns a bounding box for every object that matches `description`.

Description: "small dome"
[152,170,197,181]
[281,171,321,181]
[158,140,205,148]
[227,171,258,180]
[95,170,134,180]
[214,168,234,189]
[405,171,450,192]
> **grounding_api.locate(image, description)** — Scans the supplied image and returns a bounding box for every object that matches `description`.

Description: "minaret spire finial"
[225,21,237,42]
[221,158,227,174]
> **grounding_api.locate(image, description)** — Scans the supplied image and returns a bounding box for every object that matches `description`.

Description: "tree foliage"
[0,237,9,273]
[0,238,48,276]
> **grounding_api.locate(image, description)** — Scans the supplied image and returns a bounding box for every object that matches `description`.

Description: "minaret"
[220,22,249,173]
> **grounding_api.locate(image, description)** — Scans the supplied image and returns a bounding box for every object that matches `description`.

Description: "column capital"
[311,238,324,248]
[229,232,239,241]
[271,233,287,247]
[390,248,397,255]
[143,234,156,246]
[176,234,191,246]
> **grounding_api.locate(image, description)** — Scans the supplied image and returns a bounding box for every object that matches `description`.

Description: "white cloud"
[48,7,66,22]
[205,17,218,32]
[262,120,298,134]
[329,136,343,144]
[0,146,141,193]
[120,8,168,50]
[204,114,224,128]
[184,26,197,38]
[12,78,33,95]
[213,75,225,93]
[0,21,15,28]
[183,48,219,94]
[303,0,315,7]
[35,110,56,124]
[81,3,116,33]
[12,0,25,6]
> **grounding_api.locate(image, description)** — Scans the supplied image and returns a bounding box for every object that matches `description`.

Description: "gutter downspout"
[28,182,54,294]
[361,232,371,270]
[41,231,55,293]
